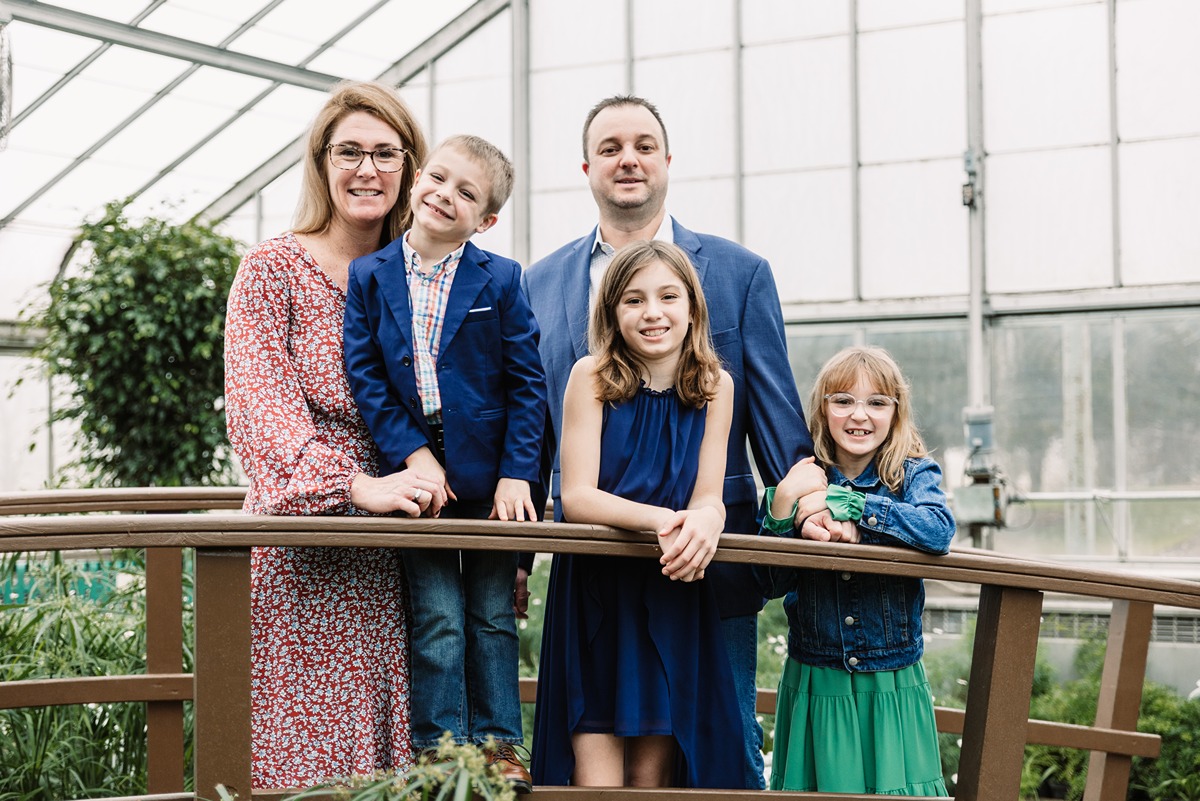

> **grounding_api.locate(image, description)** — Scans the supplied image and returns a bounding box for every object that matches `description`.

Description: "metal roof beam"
[3,0,341,91]
[198,0,511,224]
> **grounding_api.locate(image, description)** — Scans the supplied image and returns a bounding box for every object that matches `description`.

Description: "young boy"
[344,134,546,791]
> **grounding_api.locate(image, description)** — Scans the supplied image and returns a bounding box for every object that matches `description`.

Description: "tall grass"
[0,550,193,800]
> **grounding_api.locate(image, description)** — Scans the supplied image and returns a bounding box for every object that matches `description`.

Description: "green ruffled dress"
[770,658,949,796]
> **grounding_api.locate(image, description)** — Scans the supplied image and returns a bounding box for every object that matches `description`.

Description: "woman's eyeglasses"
[326,143,407,173]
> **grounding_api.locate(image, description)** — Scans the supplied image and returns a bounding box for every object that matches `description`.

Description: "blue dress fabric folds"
[532,386,744,788]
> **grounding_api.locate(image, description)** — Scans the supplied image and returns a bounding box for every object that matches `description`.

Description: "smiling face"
[325,111,406,233]
[408,144,498,251]
[825,372,897,476]
[615,258,692,370]
[583,103,671,219]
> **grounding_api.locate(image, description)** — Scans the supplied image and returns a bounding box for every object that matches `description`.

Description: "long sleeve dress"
[224,233,413,787]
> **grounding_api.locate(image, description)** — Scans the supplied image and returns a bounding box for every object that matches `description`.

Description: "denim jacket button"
[867,515,878,526]
[844,615,855,626]
[848,656,859,667]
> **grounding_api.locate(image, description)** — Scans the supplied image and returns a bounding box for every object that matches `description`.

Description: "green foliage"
[0,551,195,799]
[925,623,1200,801]
[23,199,242,487]
[287,734,517,801]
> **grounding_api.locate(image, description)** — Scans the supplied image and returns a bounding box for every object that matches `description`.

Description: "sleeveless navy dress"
[532,386,744,788]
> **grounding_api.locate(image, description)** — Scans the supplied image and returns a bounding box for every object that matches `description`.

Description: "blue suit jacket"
[345,238,548,506]
[521,220,813,616]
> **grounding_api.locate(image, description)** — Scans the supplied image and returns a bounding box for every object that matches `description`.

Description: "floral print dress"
[224,233,413,788]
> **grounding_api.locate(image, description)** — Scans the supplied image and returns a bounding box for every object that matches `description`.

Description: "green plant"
[0,550,195,799]
[287,734,517,801]
[21,198,242,487]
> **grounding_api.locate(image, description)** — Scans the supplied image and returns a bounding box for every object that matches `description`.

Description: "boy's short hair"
[428,134,514,216]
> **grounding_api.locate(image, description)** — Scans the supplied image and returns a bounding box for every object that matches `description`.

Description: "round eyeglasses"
[326,143,407,173]
[824,392,898,418]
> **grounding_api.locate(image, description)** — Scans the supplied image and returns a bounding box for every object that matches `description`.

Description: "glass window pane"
[742,0,850,43]
[531,0,626,69]
[1119,138,1200,285]
[529,188,602,262]
[858,0,964,28]
[985,148,1112,293]
[744,170,853,304]
[635,52,736,179]
[667,177,738,243]
[530,64,626,192]
[434,12,512,83]
[785,330,856,402]
[743,38,851,172]
[632,0,734,58]
[433,77,512,153]
[0,229,63,320]
[1117,0,1200,139]
[0,356,53,492]
[858,22,966,162]
[983,4,1110,151]
[860,160,969,298]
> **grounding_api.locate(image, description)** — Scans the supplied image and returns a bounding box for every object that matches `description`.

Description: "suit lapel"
[439,241,490,353]
[562,231,594,360]
[672,220,710,284]
[375,247,416,342]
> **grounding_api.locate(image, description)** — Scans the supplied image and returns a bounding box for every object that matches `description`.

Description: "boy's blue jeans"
[403,542,523,750]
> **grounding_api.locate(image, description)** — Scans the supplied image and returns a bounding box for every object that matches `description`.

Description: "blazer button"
[867,515,878,526]
[844,615,855,626]
[848,657,859,667]
[401,355,412,366]
[841,572,852,581]
[408,397,417,408]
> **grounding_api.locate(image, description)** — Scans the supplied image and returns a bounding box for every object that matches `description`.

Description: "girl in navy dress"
[757,345,954,795]
[531,239,742,788]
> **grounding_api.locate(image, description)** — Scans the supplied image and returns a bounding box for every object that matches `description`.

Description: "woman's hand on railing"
[350,470,443,516]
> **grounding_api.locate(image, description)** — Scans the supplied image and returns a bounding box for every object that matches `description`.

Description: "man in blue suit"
[521,96,813,789]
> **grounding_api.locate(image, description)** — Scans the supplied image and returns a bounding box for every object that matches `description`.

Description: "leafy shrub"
[0,551,194,799]
[22,199,242,487]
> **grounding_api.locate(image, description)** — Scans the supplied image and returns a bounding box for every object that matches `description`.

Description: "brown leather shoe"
[487,743,533,794]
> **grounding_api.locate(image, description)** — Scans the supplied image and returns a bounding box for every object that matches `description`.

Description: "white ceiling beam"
[198,0,511,224]
[2,0,341,91]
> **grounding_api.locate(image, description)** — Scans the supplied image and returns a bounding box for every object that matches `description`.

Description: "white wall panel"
[741,0,850,43]
[860,159,968,298]
[986,148,1112,292]
[530,0,626,69]
[529,188,602,263]
[530,64,627,192]
[1116,0,1200,140]
[742,37,852,173]
[1119,138,1200,285]
[743,169,853,303]
[634,52,736,179]
[632,0,734,57]
[666,176,737,244]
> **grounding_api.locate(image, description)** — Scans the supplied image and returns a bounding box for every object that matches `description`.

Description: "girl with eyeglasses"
[755,345,955,796]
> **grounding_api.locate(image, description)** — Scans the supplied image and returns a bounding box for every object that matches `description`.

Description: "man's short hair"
[581,95,670,161]
[429,134,514,215]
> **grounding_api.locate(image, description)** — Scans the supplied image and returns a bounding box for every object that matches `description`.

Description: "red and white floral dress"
[224,233,413,788]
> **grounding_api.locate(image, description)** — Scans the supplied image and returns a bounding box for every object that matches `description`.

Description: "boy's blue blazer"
[344,238,548,505]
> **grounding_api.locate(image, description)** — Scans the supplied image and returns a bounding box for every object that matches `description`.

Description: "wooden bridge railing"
[1,488,1197,801]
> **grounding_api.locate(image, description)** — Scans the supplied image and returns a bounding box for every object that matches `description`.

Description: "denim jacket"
[755,457,956,672]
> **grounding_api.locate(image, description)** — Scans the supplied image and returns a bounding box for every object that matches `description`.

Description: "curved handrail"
[3,491,1197,801]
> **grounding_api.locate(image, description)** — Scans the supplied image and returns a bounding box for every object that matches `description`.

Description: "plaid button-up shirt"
[402,232,465,422]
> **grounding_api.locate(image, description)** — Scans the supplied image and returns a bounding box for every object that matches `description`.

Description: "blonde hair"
[430,134,514,216]
[589,240,721,408]
[293,80,428,246]
[808,346,928,493]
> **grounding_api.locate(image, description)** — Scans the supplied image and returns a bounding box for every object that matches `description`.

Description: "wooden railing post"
[194,547,252,799]
[956,584,1044,801]
[1084,599,1154,801]
[145,546,185,793]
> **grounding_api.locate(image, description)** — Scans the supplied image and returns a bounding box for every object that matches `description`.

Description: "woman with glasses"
[224,80,433,787]
[753,345,956,796]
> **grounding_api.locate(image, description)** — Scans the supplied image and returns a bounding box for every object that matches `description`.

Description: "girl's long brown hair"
[808,345,928,493]
[588,240,721,408]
